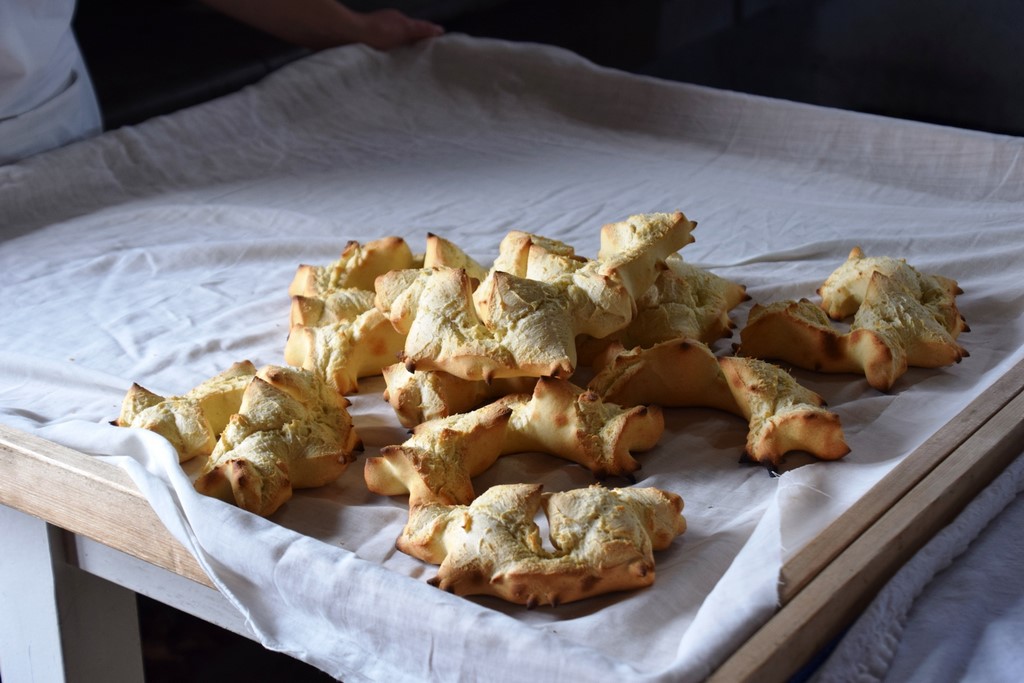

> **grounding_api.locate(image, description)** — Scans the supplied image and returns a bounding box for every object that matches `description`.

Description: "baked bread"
[718,356,850,465]
[588,338,738,412]
[818,247,966,336]
[397,483,686,607]
[382,363,537,428]
[423,232,488,283]
[374,213,698,382]
[494,213,701,340]
[737,249,968,391]
[488,230,636,339]
[285,236,424,392]
[284,308,406,394]
[588,340,849,465]
[289,236,418,297]
[578,255,748,364]
[194,365,361,516]
[364,401,514,506]
[493,376,663,478]
[596,211,697,300]
[853,271,968,376]
[491,229,584,281]
[378,266,577,381]
[290,288,377,328]
[625,255,749,346]
[364,376,664,505]
[115,361,258,462]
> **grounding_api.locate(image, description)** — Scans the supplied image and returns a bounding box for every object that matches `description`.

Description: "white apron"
[0,0,102,164]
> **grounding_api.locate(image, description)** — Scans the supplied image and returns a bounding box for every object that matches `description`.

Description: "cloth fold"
[3,35,1024,682]
[813,452,1024,683]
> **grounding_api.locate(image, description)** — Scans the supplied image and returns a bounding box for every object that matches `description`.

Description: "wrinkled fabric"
[1,36,1023,683]
[0,0,102,164]
[814,451,1024,683]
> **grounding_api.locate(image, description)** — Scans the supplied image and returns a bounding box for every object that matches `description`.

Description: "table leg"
[0,504,145,683]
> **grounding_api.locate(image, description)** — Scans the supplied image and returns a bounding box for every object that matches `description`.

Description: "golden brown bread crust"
[737,248,968,391]
[364,401,514,505]
[494,376,664,478]
[817,247,966,334]
[423,232,488,283]
[194,365,361,517]
[621,255,749,348]
[288,236,418,297]
[115,361,258,463]
[284,308,406,395]
[588,340,849,466]
[490,229,634,339]
[372,212,701,382]
[381,363,537,428]
[378,266,577,381]
[364,376,664,506]
[491,229,583,280]
[284,236,425,393]
[398,483,686,607]
[596,212,697,300]
[289,288,377,328]
[588,338,739,413]
[718,356,850,465]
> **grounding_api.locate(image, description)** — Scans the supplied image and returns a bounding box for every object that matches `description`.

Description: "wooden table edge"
[0,424,214,589]
[711,370,1024,682]
[781,357,1024,601]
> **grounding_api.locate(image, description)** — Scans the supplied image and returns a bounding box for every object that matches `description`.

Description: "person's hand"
[351,9,444,50]
[198,1,443,52]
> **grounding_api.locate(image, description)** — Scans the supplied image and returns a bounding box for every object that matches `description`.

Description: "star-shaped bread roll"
[290,288,377,329]
[398,483,685,607]
[737,248,968,391]
[115,361,258,462]
[286,237,420,393]
[588,340,849,465]
[818,247,966,336]
[364,376,664,506]
[374,213,698,382]
[377,266,577,381]
[285,308,406,395]
[194,365,362,516]
[718,356,850,465]
[623,255,749,347]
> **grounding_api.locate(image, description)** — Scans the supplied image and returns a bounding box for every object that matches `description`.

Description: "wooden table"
[3,359,1023,682]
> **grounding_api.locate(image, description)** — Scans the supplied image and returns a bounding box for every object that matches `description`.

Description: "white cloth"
[814,451,1024,683]
[1,36,1023,682]
[0,0,102,164]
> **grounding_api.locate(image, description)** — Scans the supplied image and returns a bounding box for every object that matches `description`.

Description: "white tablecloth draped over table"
[2,35,1023,682]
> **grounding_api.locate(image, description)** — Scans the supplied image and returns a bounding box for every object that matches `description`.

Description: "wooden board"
[0,424,212,589]
[711,358,1024,681]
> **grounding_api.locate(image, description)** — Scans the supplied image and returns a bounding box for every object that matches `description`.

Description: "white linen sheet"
[2,36,1023,682]
[813,450,1024,683]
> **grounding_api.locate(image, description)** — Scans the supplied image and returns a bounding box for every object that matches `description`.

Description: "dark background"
[69,0,1022,679]
[75,0,1024,136]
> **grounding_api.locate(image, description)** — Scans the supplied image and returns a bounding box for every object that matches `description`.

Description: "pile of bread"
[115,212,968,607]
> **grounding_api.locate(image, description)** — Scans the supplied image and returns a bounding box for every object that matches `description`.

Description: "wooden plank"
[2,505,147,683]
[781,358,1024,602]
[0,424,213,589]
[71,534,253,640]
[710,381,1024,683]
